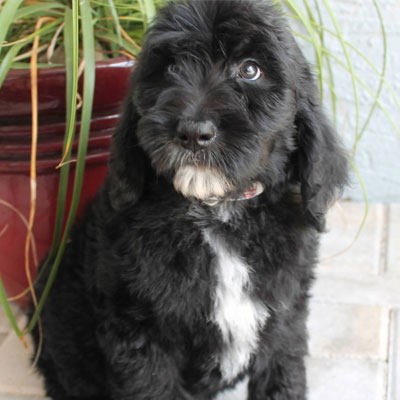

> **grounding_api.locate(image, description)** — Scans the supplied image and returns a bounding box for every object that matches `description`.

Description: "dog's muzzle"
[173,164,265,206]
[173,165,232,200]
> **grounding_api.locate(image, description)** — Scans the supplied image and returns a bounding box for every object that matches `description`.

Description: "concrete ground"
[0,201,399,400]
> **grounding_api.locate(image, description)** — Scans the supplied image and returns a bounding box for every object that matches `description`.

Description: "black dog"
[31,1,348,399]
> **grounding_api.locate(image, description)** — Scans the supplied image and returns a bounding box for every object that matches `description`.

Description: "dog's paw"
[264,391,305,400]
[248,388,305,400]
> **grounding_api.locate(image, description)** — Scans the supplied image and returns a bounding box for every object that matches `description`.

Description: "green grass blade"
[325,54,337,126]
[321,0,360,145]
[57,2,79,166]
[0,42,24,88]
[355,0,387,148]
[301,0,324,97]
[137,0,156,28]
[51,8,76,249]
[27,0,96,334]
[14,3,65,20]
[312,0,324,44]
[39,7,77,281]
[283,0,323,93]
[107,0,122,45]
[0,0,24,59]
[0,276,22,337]
[9,62,63,68]
[96,31,140,56]
[91,0,141,11]
[348,161,369,247]
[325,161,369,259]
[313,0,337,126]
[142,0,156,24]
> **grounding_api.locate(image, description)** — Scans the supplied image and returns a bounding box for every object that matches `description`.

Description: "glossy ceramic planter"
[0,58,134,306]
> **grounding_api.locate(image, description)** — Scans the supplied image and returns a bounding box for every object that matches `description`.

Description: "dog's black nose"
[176,120,216,152]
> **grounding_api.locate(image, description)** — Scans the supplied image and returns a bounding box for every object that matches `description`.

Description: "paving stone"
[0,396,47,400]
[388,310,400,400]
[319,202,385,275]
[387,205,400,277]
[0,333,7,347]
[0,304,22,334]
[312,272,400,308]
[0,329,45,396]
[306,358,387,400]
[308,302,390,361]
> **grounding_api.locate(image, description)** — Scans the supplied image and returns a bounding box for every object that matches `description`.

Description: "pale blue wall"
[293,0,400,202]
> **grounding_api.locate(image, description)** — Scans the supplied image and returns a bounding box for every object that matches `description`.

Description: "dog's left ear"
[293,66,348,232]
[104,81,151,211]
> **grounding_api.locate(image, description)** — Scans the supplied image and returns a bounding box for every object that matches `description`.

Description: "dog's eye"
[238,61,262,81]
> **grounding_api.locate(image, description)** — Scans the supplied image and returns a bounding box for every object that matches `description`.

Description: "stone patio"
[0,202,399,399]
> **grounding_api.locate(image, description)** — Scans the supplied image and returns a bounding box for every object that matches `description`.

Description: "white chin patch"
[173,166,232,200]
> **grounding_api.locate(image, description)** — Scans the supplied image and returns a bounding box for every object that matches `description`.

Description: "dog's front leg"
[247,351,307,400]
[100,330,194,400]
[246,309,308,400]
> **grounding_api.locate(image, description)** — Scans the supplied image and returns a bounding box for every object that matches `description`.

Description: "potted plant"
[0,0,162,337]
[0,0,398,342]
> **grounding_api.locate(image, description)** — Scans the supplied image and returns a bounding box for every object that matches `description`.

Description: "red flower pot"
[0,58,135,307]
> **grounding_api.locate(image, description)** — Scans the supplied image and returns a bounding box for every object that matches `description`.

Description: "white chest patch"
[203,230,269,382]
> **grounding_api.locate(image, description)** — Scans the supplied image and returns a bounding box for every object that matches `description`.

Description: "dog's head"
[107,0,348,231]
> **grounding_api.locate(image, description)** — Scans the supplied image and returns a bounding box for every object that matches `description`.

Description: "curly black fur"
[31,1,348,399]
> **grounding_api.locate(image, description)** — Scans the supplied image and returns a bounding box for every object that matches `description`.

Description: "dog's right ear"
[105,84,150,211]
[293,70,348,232]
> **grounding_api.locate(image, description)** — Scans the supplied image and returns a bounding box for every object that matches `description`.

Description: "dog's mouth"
[173,165,234,201]
[140,132,240,201]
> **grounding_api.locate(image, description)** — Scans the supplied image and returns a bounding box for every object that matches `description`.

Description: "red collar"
[203,182,265,207]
